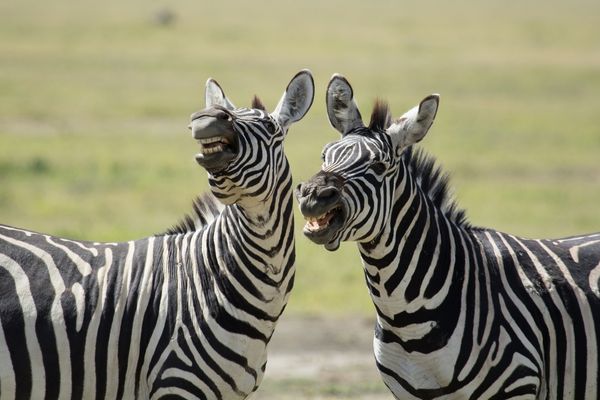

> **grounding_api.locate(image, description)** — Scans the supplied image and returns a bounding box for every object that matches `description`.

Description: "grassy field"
[2,1,600,398]
[1,0,600,319]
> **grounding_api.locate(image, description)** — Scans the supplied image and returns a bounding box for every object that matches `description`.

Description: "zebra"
[295,73,600,399]
[0,69,314,400]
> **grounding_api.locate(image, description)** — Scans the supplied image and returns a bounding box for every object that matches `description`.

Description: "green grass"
[1,0,600,317]
[256,377,388,400]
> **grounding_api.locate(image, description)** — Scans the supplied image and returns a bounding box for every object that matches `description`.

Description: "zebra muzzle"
[190,111,238,172]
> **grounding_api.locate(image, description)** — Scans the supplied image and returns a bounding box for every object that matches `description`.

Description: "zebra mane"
[163,192,225,235]
[251,95,266,111]
[402,146,471,228]
[369,98,392,131]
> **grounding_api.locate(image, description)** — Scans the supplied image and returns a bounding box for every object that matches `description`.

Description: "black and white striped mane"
[369,100,471,229]
[403,146,471,229]
[163,192,224,235]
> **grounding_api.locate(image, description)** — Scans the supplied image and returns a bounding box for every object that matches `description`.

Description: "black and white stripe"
[296,74,599,399]
[0,70,314,399]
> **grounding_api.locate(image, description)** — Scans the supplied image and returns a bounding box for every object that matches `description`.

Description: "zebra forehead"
[327,132,392,157]
[233,107,268,119]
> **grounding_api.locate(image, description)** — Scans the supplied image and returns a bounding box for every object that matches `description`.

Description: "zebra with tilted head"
[0,70,314,399]
[295,74,600,399]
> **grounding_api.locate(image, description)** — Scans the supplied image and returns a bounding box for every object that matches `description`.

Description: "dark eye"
[321,152,326,162]
[265,120,275,132]
[371,161,387,175]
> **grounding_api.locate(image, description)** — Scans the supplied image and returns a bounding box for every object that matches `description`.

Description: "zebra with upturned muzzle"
[0,70,314,399]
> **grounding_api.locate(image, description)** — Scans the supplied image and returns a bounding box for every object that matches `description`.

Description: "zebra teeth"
[304,207,340,231]
[197,136,231,155]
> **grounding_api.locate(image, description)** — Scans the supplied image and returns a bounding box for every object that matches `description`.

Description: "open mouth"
[196,136,234,156]
[302,204,345,250]
[304,206,342,233]
[194,135,237,173]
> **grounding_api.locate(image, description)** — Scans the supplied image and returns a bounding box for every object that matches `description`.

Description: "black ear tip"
[423,94,440,105]
[206,78,224,93]
[297,69,313,79]
[288,70,315,97]
[328,73,351,87]
[326,74,354,103]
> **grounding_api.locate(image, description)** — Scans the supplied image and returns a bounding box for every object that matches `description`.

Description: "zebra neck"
[357,172,478,351]
[180,180,295,317]
[225,176,295,273]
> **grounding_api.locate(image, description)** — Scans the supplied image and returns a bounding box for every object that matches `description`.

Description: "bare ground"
[254,316,392,399]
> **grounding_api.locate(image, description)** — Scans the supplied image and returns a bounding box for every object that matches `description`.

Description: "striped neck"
[357,157,476,352]
[142,169,295,397]
[182,165,295,317]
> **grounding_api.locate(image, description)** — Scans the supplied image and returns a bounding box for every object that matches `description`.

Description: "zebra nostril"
[316,186,339,200]
[216,110,231,121]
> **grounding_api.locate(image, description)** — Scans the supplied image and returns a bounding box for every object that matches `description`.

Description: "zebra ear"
[205,78,236,110]
[272,69,315,130]
[387,94,439,149]
[326,74,364,136]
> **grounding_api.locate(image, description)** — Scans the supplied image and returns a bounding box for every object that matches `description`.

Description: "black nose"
[315,186,339,200]
[295,179,341,217]
[189,108,233,139]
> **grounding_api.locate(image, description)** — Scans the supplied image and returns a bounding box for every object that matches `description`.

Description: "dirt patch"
[255,315,392,399]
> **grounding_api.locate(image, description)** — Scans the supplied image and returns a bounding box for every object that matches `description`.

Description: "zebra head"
[190,70,314,206]
[295,74,439,251]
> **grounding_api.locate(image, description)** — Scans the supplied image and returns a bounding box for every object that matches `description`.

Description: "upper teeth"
[304,207,340,231]
[197,136,231,155]
[198,137,230,145]
[306,215,326,223]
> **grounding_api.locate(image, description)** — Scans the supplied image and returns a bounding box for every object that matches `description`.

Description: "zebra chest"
[373,334,454,391]
[147,322,270,399]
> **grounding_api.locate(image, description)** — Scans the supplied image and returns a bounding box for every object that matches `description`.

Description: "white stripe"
[57,237,99,256]
[536,240,597,400]
[104,241,135,399]
[568,239,600,263]
[0,316,16,400]
[45,235,92,276]
[0,253,46,398]
[71,282,86,332]
[0,225,34,236]
[487,233,547,376]
[589,262,600,297]
[510,235,574,400]
[0,235,72,399]
[123,237,156,398]
[151,384,204,400]
[145,235,178,390]
[82,247,113,398]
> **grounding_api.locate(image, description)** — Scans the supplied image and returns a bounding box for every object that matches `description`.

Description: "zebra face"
[296,74,439,251]
[190,70,314,206]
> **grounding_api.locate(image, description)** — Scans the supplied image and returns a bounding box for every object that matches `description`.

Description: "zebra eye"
[371,161,387,175]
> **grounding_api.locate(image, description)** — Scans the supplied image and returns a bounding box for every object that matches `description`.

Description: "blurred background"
[1,0,599,398]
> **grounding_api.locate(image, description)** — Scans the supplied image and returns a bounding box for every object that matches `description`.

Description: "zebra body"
[0,70,314,399]
[295,74,600,399]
